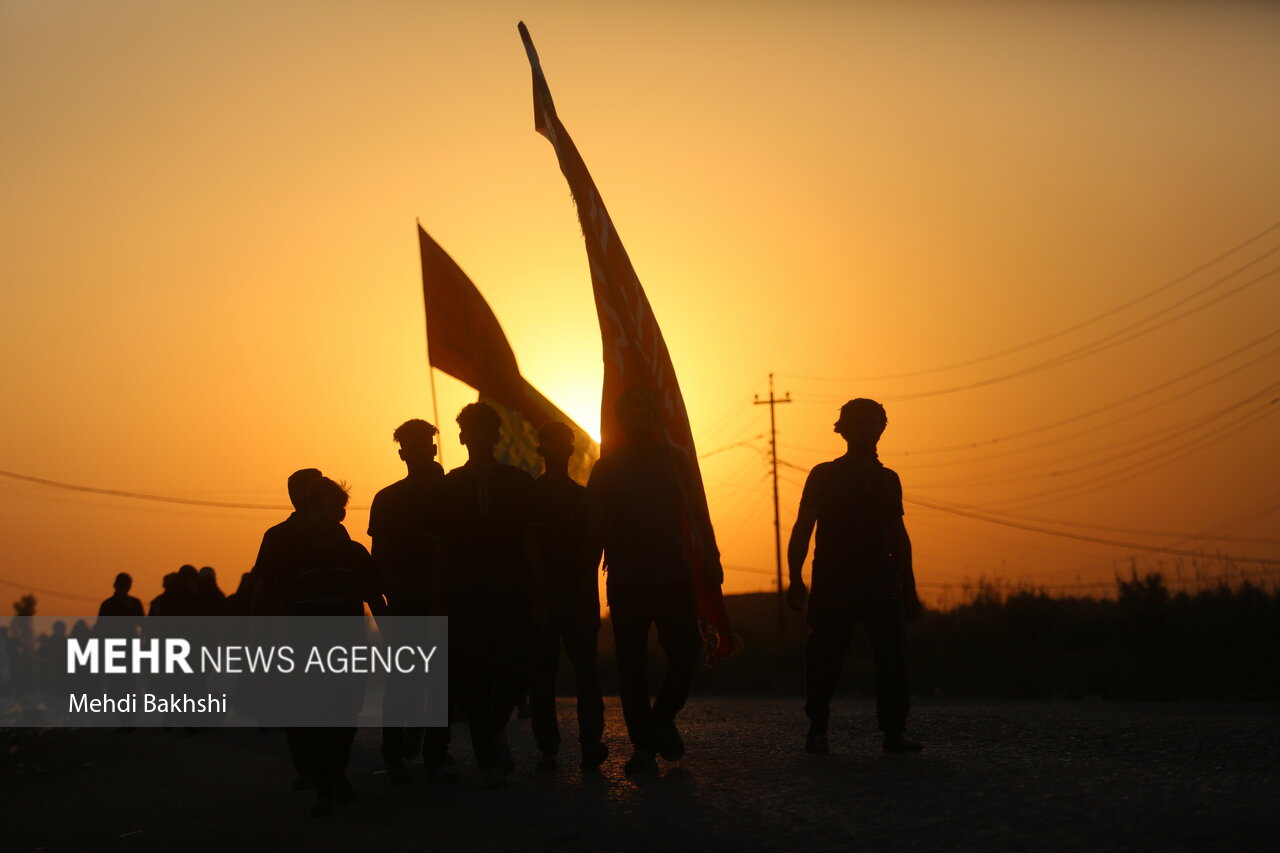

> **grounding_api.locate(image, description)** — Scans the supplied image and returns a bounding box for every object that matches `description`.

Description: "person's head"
[834,398,888,451]
[178,564,198,589]
[457,402,501,459]
[537,421,575,468]
[198,566,217,587]
[614,386,661,446]
[113,572,132,594]
[52,620,66,637]
[286,468,323,511]
[393,419,439,470]
[302,476,350,530]
[162,572,179,593]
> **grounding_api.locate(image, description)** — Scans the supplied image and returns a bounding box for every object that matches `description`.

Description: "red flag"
[418,223,599,482]
[518,24,736,660]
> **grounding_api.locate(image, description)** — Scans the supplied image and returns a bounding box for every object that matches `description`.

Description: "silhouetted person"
[441,402,538,787]
[97,572,145,633]
[250,467,323,788]
[261,476,387,815]
[251,468,325,616]
[148,572,183,617]
[587,387,701,773]
[787,398,922,754]
[368,418,456,784]
[175,564,200,614]
[194,566,226,616]
[529,421,607,771]
[224,572,256,617]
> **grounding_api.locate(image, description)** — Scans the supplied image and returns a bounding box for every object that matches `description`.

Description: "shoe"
[385,759,411,786]
[536,752,558,770]
[883,733,923,753]
[805,729,829,754]
[425,756,460,784]
[579,741,609,771]
[516,696,532,720]
[623,748,658,774]
[480,767,508,789]
[657,722,685,762]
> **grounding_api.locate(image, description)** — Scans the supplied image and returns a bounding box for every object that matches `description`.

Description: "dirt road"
[4,697,1277,851]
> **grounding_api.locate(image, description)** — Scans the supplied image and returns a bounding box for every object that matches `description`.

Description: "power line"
[907,497,1278,565]
[879,343,1280,469]
[0,469,372,512]
[698,436,766,460]
[908,383,1280,490]
[0,575,102,604]
[869,329,1276,457]
[774,454,1280,546]
[908,496,1280,545]
[790,261,1279,403]
[776,218,1280,383]
[989,401,1278,510]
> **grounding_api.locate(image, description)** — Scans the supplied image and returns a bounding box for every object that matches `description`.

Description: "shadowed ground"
[4,697,1277,851]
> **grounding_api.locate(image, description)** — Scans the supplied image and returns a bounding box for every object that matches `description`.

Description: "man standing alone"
[787,398,923,754]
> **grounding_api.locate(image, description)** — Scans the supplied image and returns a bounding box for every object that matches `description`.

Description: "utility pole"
[754,373,791,630]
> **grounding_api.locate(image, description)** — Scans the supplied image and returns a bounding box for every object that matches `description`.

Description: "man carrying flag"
[519,23,738,771]
[587,387,703,772]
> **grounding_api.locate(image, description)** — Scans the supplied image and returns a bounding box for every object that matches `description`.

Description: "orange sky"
[3,1,1278,620]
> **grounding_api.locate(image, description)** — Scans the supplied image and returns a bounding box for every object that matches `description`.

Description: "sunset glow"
[2,0,1278,620]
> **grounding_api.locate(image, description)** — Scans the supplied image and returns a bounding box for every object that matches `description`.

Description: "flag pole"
[429,365,443,470]
[418,218,445,469]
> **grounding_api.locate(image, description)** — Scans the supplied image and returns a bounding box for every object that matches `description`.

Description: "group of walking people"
[226,390,923,814]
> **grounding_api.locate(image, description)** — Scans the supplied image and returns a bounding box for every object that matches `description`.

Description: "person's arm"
[890,517,920,620]
[250,529,283,617]
[786,471,819,612]
[352,542,389,619]
[583,458,608,576]
[366,493,403,606]
[889,473,921,621]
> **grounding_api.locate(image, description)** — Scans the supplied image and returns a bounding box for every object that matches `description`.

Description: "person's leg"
[286,727,312,781]
[862,603,910,736]
[422,724,451,765]
[489,605,532,761]
[528,619,563,756]
[609,583,656,752]
[453,616,498,769]
[381,725,406,768]
[421,669,455,774]
[804,607,857,735]
[294,728,334,813]
[651,582,701,730]
[381,647,411,769]
[561,613,605,747]
[334,726,358,777]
